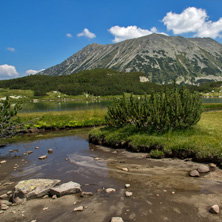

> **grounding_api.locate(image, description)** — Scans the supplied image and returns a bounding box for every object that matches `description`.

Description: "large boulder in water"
[13,179,61,201]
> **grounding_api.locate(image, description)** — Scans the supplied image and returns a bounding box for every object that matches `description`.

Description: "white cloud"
[6,47,15,52]
[25,69,45,75]
[162,7,222,38]
[66,33,73,38]
[109,25,168,43]
[77,28,96,39]
[0,64,18,79]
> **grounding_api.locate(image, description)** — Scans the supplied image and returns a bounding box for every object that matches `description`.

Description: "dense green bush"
[105,84,203,132]
[0,97,22,138]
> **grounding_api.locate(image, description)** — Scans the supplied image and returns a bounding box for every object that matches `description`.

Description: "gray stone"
[105,188,116,193]
[80,192,93,197]
[189,170,200,177]
[50,181,81,197]
[209,204,220,214]
[13,179,61,201]
[110,217,124,222]
[197,165,210,173]
[73,206,84,212]
[125,191,133,197]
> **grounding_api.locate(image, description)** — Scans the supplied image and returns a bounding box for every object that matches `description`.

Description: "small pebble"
[121,168,129,172]
[125,184,130,188]
[73,206,84,212]
[0,160,7,164]
[125,191,133,197]
[35,147,39,149]
[172,191,175,195]
[43,207,48,211]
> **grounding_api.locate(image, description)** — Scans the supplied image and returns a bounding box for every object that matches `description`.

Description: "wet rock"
[27,151,33,155]
[209,163,217,168]
[0,144,6,148]
[0,160,7,164]
[189,170,200,177]
[121,168,129,172]
[125,184,130,188]
[197,165,210,173]
[50,181,81,197]
[105,188,116,193]
[48,149,53,154]
[38,155,47,160]
[110,217,124,222]
[125,191,133,197]
[73,206,84,212]
[35,147,39,149]
[209,204,219,214]
[13,179,61,201]
[1,204,9,210]
[80,192,93,197]
[0,194,8,200]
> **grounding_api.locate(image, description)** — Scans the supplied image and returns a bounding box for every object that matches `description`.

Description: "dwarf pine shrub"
[105,84,203,132]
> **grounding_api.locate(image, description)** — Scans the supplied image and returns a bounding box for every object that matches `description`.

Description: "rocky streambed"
[0,129,222,222]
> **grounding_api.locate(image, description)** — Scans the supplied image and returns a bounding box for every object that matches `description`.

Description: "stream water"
[0,129,222,222]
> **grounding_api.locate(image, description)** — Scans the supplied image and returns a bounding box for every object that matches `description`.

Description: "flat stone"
[125,191,133,197]
[121,168,129,172]
[125,184,130,188]
[73,206,84,212]
[197,165,210,173]
[105,188,116,193]
[209,204,220,214]
[189,170,200,177]
[80,192,93,197]
[50,181,81,197]
[38,155,47,160]
[1,204,9,210]
[110,217,124,222]
[13,179,61,201]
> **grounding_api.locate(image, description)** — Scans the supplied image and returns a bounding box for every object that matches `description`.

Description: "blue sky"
[1,0,222,80]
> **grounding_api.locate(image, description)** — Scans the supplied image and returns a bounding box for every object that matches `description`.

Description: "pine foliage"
[105,84,203,132]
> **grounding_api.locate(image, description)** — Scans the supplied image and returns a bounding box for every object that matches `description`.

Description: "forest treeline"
[0,69,221,96]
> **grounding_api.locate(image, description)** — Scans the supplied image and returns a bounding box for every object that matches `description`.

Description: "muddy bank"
[1,130,222,221]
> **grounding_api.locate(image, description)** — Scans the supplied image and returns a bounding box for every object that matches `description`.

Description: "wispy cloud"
[6,47,15,52]
[66,33,73,38]
[162,7,222,38]
[109,25,167,43]
[25,69,45,75]
[0,64,18,79]
[77,28,96,39]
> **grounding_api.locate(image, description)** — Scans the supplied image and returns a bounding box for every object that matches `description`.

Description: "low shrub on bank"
[105,84,202,132]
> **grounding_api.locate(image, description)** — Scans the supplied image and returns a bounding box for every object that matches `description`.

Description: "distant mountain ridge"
[40,34,222,84]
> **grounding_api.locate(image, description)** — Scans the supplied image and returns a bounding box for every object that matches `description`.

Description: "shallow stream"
[0,129,222,221]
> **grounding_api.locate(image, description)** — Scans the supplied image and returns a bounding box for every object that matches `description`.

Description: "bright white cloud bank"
[0,64,18,79]
[25,69,45,75]
[109,26,167,43]
[6,47,15,52]
[162,7,222,38]
[77,28,96,38]
[66,33,73,38]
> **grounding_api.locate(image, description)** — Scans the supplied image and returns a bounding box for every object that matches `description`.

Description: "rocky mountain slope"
[40,34,222,84]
